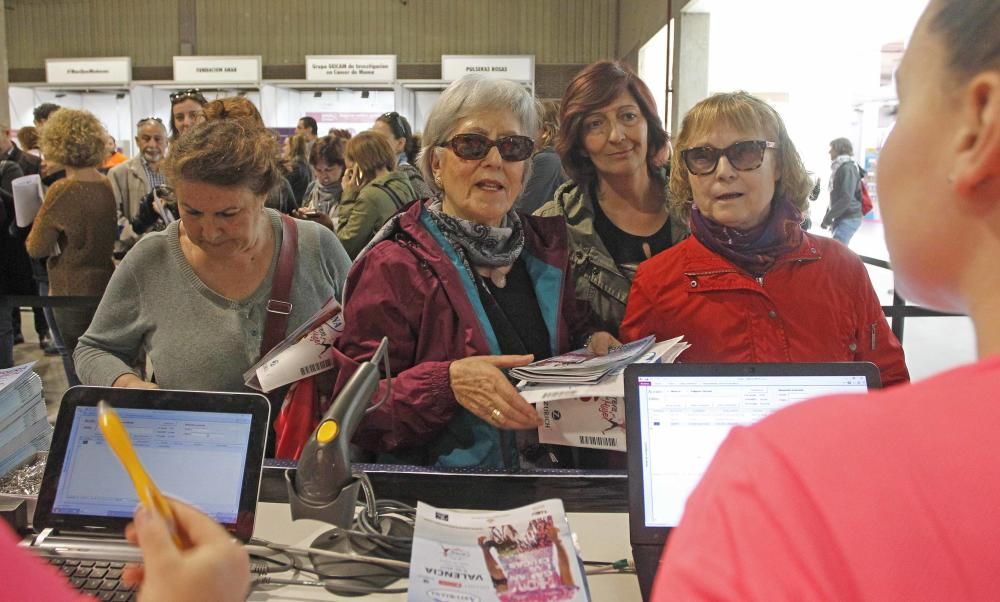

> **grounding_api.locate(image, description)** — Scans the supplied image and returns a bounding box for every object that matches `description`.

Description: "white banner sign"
[441,55,534,82]
[306,55,396,83]
[173,56,261,84]
[45,57,131,85]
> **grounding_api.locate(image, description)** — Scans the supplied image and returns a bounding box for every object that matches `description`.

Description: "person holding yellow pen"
[0,402,252,600]
[0,499,250,601]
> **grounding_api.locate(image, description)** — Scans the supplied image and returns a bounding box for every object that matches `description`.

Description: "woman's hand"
[449,355,542,430]
[123,499,250,602]
[112,373,159,389]
[586,331,622,356]
[292,208,335,231]
[341,166,361,196]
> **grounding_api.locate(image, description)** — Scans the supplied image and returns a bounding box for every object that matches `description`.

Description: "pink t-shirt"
[653,355,1000,601]
[0,520,87,600]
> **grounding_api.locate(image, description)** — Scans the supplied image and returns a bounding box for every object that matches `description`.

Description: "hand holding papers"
[515,337,690,452]
[510,335,657,385]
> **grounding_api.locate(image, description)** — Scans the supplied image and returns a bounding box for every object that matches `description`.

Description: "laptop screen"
[637,373,870,528]
[52,407,252,524]
[625,363,880,545]
[34,387,270,542]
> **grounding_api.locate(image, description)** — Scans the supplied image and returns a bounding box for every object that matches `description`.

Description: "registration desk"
[250,462,642,600]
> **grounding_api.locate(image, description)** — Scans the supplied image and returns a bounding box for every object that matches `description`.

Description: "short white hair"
[417,76,539,190]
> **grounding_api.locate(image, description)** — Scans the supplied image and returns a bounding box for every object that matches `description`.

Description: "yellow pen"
[96,401,183,548]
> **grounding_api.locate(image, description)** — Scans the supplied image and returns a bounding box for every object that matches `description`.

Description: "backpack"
[856,163,874,216]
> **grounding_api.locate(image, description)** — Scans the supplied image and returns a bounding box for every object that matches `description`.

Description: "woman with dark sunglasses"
[308,75,616,469]
[168,89,207,141]
[536,61,689,338]
[620,92,909,387]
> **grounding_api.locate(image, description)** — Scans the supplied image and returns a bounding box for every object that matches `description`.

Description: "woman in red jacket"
[619,92,909,386]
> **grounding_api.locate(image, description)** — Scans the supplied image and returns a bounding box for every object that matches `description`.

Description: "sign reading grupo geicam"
[306,55,397,84]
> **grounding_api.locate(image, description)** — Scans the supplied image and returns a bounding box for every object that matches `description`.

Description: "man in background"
[109,117,168,253]
[296,115,319,155]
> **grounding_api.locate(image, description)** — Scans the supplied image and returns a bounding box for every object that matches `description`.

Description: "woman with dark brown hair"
[536,61,688,336]
[168,88,208,141]
[75,118,351,392]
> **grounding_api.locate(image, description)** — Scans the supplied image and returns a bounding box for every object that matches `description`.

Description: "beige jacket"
[108,155,154,252]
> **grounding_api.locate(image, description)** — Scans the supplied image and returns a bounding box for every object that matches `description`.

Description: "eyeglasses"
[169,88,207,104]
[136,116,164,127]
[439,133,535,162]
[379,111,405,139]
[681,140,778,176]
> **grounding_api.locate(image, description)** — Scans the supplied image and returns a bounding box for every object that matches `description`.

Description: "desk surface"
[249,502,642,601]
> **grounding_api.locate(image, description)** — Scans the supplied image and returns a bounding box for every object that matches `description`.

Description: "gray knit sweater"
[75,209,351,392]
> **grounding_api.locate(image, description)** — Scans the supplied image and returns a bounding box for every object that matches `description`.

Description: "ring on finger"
[490,407,504,424]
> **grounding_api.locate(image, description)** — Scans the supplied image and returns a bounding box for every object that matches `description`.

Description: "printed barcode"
[299,358,333,376]
[579,435,617,447]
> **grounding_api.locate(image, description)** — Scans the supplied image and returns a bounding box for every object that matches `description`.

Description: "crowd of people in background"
[2,64,908,457]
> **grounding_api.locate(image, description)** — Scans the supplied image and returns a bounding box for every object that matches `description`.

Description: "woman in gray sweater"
[75,119,352,392]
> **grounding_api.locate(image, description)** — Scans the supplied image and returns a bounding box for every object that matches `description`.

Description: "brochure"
[243,297,345,393]
[509,335,656,385]
[408,498,590,602]
[12,174,42,228]
[528,338,690,452]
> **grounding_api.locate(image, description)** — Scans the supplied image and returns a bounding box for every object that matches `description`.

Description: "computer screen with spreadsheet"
[625,363,881,545]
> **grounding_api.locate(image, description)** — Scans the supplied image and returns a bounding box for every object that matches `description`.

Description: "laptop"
[624,362,881,600]
[23,386,270,600]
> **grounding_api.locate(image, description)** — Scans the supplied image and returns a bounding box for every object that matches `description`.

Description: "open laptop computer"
[22,386,270,601]
[624,362,881,600]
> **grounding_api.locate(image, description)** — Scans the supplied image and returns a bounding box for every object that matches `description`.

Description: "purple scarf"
[690,198,803,276]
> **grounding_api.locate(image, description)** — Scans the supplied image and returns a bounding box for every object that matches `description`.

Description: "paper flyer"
[530,338,690,452]
[243,298,344,392]
[12,174,42,228]
[408,499,590,602]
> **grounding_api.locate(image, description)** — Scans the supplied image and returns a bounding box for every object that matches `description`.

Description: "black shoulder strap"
[372,181,406,210]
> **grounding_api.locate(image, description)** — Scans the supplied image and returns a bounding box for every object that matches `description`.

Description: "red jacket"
[620,233,909,387]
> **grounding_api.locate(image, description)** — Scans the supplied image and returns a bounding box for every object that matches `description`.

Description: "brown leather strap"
[261,214,298,358]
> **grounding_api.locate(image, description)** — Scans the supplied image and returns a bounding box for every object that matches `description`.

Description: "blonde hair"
[669,91,813,220]
[38,109,108,168]
[536,99,561,152]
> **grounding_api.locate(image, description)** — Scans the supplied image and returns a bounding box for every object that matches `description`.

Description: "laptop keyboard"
[47,557,137,601]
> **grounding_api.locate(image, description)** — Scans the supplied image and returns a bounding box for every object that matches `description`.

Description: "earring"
[434,175,443,187]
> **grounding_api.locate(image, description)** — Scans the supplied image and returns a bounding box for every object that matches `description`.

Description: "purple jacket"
[331,200,597,467]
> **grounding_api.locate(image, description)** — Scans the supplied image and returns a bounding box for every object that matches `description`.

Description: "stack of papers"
[408,498,590,601]
[518,337,690,452]
[509,335,657,385]
[0,362,52,478]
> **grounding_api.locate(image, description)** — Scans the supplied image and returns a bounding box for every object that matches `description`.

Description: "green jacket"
[337,169,418,258]
[535,178,688,336]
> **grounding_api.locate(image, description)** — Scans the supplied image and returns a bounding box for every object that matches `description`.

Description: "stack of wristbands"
[0,363,51,481]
